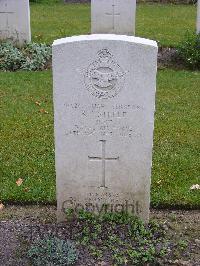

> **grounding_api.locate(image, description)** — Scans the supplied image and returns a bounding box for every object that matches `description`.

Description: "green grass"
[136,4,196,47]
[152,69,200,208]
[0,70,199,207]
[30,2,196,47]
[0,71,55,202]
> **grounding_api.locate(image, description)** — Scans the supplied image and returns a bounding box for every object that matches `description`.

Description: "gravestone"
[197,0,200,34]
[91,0,136,35]
[0,0,31,45]
[53,34,157,222]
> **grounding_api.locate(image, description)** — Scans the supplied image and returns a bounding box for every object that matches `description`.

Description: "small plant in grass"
[0,42,24,71]
[176,32,200,70]
[27,236,78,265]
[66,210,173,265]
[0,41,51,71]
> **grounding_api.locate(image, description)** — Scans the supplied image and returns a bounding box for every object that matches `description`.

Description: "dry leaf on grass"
[190,184,200,190]
[16,178,23,186]
[39,109,48,114]
[35,101,41,106]
[0,203,4,211]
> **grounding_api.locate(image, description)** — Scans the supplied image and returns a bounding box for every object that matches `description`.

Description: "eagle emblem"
[91,69,117,89]
[84,49,125,99]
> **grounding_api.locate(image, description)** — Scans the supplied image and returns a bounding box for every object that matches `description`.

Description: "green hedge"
[176,32,200,70]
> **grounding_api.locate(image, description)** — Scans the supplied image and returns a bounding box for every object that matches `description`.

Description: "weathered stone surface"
[0,0,31,45]
[91,0,136,35]
[53,34,157,222]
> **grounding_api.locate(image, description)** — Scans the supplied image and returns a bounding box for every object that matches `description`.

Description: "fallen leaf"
[0,203,4,211]
[24,187,30,192]
[173,259,190,265]
[39,109,48,114]
[35,101,41,106]
[124,258,128,265]
[190,184,200,190]
[16,178,23,186]
[157,179,162,185]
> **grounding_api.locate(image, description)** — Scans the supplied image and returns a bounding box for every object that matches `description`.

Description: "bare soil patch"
[0,206,199,265]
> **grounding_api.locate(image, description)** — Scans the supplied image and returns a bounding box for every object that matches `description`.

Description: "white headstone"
[0,0,31,45]
[91,0,136,35]
[197,0,200,34]
[53,34,157,223]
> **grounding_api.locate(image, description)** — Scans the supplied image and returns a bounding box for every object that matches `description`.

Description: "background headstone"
[0,0,31,45]
[53,34,157,223]
[91,0,136,35]
[197,0,200,34]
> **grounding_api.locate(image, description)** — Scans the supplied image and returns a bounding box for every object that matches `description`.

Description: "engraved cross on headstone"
[88,140,119,188]
[105,0,120,30]
[0,2,14,28]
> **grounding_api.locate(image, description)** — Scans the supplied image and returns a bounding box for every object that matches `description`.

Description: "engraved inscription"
[64,102,143,138]
[88,140,119,188]
[105,0,120,30]
[85,49,126,99]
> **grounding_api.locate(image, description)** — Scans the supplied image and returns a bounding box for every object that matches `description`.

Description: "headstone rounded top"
[53,34,157,48]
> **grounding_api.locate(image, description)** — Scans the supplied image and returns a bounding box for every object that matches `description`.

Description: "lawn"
[0,69,199,208]
[30,2,196,47]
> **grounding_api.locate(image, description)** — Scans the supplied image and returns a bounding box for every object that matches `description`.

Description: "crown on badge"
[98,49,112,60]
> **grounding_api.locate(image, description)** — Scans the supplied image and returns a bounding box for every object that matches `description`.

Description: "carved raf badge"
[85,49,125,99]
